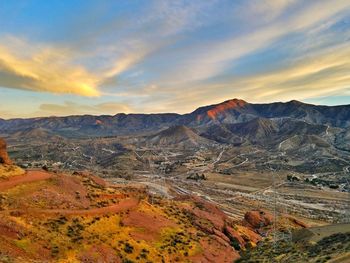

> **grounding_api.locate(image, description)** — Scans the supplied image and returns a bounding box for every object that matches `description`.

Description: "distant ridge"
[1,99,350,139]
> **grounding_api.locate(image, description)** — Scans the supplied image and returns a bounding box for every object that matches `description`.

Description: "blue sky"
[0,0,349,118]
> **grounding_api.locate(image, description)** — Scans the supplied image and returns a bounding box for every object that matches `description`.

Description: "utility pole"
[344,167,350,223]
[267,160,278,250]
[271,151,293,252]
[272,167,277,250]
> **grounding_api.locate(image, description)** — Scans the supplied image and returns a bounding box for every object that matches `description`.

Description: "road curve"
[0,170,52,191]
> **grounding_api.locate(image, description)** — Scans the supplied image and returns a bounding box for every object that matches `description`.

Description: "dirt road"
[0,170,52,191]
[19,198,139,216]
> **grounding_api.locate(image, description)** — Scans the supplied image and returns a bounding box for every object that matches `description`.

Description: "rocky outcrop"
[242,209,308,235]
[0,138,12,165]
[243,209,273,229]
[178,196,265,262]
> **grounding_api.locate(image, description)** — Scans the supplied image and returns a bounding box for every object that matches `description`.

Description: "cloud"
[149,0,218,35]
[134,38,350,114]
[1,0,350,118]
[39,101,132,116]
[0,1,208,98]
[230,45,350,101]
[157,44,350,111]
[0,37,100,96]
[158,0,350,86]
[0,109,16,120]
[234,0,299,24]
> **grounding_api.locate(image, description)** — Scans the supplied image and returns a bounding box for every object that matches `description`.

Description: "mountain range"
[1,99,350,132]
[1,101,349,262]
[1,99,349,150]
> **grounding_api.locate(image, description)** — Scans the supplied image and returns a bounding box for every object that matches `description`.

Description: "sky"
[0,0,350,119]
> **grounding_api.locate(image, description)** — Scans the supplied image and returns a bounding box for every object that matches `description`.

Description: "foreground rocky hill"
[0,170,264,262]
[0,138,277,262]
[0,137,315,262]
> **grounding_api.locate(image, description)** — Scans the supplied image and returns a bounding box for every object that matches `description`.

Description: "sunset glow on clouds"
[0,37,100,96]
[0,0,349,118]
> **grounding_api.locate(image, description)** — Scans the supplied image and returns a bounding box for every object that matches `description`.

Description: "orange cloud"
[0,37,100,96]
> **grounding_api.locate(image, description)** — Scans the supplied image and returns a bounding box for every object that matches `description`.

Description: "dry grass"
[0,165,25,179]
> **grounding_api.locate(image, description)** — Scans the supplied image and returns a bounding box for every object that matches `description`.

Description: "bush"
[124,243,134,254]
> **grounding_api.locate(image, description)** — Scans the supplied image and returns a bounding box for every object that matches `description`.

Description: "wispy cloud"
[229,45,350,101]
[130,0,350,112]
[157,0,350,85]
[0,0,213,99]
[0,37,100,96]
[145,44,350,113]
[233,0,299,24]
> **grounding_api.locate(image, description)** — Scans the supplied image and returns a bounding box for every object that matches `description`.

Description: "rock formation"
[243,209,273,229]
[0,138,12,165]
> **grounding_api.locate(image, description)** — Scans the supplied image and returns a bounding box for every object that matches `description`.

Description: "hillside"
[0,169,263,262]
[0,138,272,262]
[10,128,63,143]
[238,224,350,262]
[147,125,213,148]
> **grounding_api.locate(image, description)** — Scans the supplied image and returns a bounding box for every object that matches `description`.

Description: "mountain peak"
[287,100,306,105]
[206,99,248,120]
[217,98,247,107]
